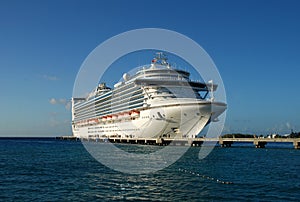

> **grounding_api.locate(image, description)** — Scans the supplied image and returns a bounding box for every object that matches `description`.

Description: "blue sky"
[0,0,299,136]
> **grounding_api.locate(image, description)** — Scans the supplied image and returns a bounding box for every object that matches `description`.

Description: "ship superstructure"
[72,53,226,139]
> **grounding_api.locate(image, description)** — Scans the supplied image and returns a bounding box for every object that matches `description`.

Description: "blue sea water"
[0,138,299,201]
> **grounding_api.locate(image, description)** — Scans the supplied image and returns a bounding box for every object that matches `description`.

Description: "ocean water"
[0,138,300,201]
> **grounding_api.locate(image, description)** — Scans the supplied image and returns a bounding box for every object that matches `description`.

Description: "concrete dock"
[56,136,300,149]
[219,137,300,149]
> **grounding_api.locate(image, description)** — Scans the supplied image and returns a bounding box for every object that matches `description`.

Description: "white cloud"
[266,122,295,135]
[49,98,71,111]
[58,98,67,104]
[49,98,57,105]
[43,74,59,81]
[65,102,71,110]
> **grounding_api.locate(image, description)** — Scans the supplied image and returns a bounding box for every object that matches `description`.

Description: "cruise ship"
[71,53,226,139]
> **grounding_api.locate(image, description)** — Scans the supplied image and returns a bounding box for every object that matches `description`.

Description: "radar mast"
[151,52,170,68]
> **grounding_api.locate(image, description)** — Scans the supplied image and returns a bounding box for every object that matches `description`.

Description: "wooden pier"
[56,136,300,149]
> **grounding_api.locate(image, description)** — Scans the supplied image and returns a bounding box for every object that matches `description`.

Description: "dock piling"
[293,141,300,149]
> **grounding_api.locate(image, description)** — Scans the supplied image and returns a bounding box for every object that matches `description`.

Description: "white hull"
[72,99,226,139]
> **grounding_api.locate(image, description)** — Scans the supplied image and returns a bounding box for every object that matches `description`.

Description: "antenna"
[153,52,168,66]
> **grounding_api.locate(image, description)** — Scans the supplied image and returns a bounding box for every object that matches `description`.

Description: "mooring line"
[178,168,234,184]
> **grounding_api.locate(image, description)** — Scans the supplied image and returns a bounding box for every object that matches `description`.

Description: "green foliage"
[222,133,255,138]
[289,132,300,138]
[222,132,300,138]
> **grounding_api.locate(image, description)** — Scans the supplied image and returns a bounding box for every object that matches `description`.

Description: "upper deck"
[75,52,217,105]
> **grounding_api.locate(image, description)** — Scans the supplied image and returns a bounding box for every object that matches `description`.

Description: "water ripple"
[0,138,299,201]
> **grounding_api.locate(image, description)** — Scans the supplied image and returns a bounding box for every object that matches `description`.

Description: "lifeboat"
[123,112,130,119]
[112,114,118,120]
[101,116,107,122]
[130,110,140,117]
[106,115,112,121]
[118,112,124,119]
[88,118,98,124]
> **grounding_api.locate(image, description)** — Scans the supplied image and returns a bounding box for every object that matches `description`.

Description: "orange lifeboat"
[112,114,118,120]
[123,112,130,119]
[89,118,98,124]
[131,110,140,117]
